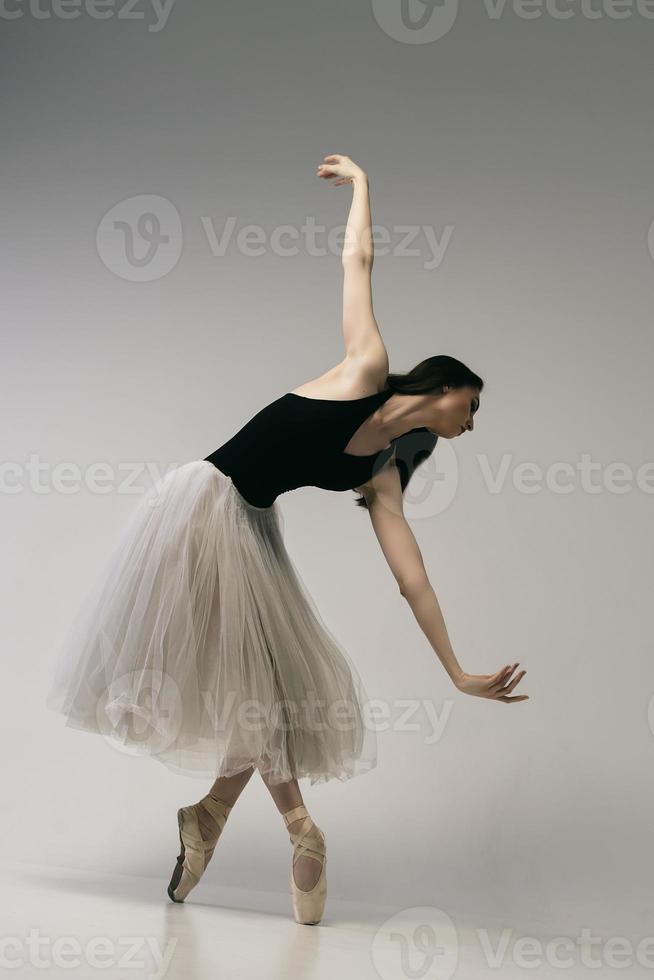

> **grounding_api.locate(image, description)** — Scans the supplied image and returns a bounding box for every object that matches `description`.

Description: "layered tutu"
[45,460,377,785]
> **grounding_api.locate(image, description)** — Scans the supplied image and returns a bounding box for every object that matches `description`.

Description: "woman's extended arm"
[359,462,465,685]
[356,462,529,703]
[317,154,387,362]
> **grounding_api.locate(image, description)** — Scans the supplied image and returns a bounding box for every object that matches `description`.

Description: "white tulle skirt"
[45,460,377,785]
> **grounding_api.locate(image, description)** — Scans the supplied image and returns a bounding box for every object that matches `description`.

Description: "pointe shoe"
[283,804,327,925]
[167,792,232,903]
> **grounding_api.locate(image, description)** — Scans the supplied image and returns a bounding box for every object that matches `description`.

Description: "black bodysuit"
[203,387,437,508]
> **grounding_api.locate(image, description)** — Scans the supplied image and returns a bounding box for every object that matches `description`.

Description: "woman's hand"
[316,154,367,186]
[454,662,529,702]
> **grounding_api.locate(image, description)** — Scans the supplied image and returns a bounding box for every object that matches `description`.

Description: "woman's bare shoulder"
[289,351,389,400]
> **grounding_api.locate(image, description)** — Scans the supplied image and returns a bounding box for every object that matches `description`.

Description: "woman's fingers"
[454,663,529,703]
[489,663,518,689]
[495,670,527,696]
[494,671,529,702]
[317,154,357,183]
[317,169,354,187]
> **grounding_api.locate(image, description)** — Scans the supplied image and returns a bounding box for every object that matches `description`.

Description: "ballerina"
[46,153,528,926]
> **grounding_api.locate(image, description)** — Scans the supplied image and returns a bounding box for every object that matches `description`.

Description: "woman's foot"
[285,816,324,890]
[283,804,327,925]
[167,792,232,903]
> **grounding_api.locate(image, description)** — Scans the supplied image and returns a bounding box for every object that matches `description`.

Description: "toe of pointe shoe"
[167,811,197,903]
[168,862,200,903]
[290,862,327,925]
[290,837,327,924]
[283,805,328,924]
[167,876,185,903]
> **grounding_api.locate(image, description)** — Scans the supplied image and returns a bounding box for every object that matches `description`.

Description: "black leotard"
[203,387,437,508]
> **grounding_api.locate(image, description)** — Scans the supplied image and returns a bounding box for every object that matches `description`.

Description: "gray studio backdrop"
[2,0,652,938]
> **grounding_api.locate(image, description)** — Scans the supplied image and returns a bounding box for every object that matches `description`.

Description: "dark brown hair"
[354,354,484,508]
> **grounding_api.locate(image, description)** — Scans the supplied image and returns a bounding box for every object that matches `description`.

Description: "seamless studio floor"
[1,860,647,980]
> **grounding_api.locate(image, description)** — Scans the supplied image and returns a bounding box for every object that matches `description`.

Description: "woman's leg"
[168,766,257,902]
[258,769,324,890]
[187,766,255,840]
[208,766,256,806]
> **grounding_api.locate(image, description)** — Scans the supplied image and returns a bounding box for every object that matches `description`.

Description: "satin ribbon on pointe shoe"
[168,793,232,902]
[283,804,327,925]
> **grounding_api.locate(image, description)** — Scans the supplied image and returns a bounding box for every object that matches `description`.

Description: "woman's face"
[427,385,481,439]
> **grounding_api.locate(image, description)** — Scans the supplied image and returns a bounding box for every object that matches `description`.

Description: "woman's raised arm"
[317,154,387,364]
